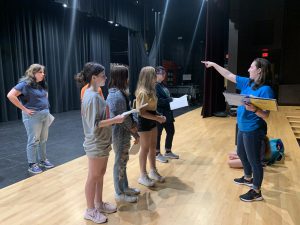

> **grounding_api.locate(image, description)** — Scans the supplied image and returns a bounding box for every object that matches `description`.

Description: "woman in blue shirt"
[7,64,54,174]
[202,58,274,202]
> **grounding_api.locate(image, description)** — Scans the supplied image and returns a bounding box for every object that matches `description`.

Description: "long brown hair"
[109,64,129,91]
[135,66,157,99]
[20,64,47,90]
[249,58,272,90]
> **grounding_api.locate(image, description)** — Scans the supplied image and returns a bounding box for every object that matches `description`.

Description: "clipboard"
[249,97,278,111]
[223,92,278,111]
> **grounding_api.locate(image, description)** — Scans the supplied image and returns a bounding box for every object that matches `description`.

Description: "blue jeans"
[113,139,130,195]
[237,128,265,190]
[22,109,50,164]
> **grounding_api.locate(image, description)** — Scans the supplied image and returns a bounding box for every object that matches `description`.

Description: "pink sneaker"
[84,208,107,224]
[98,202,117,214]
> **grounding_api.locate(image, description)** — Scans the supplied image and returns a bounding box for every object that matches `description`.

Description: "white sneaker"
[124,187,141,196]
[138,174,155,187]
[115,193,138,203]
[149,169,165,182]
[156,153,168,163]
[97,202,117,214]
[84,208,107,224]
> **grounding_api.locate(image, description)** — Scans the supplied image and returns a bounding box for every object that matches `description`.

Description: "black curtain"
[55,0,142,31]
[201,0,228,117]
[0,1,110,122]
[128,31,149,101]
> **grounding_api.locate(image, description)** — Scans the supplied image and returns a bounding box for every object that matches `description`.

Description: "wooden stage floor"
[0,107,299,225]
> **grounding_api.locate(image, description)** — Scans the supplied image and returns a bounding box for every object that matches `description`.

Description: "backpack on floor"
[264,139,285,165]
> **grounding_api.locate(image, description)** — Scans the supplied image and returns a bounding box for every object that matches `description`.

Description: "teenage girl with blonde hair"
[135,66,166,187]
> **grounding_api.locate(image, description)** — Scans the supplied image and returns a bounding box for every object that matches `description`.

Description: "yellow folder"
[249,97,278,111]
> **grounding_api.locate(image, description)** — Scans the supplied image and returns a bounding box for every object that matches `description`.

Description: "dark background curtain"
[54,0,142,31]
[128,31,149,101]
[201,0,229,117]
[0,1,110,122]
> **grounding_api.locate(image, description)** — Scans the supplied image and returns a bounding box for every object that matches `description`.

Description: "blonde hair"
[20,64,47,89]
[135,66,157,99]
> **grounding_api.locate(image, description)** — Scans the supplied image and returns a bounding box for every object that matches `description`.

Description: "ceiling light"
[62,3,67,8]
[114,23,119,27]
[108,20,114,24]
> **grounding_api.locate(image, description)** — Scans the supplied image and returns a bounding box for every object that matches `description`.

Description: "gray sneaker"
[156,153,168,163]
[115,193,138,203]
[164,151,179,159]
[124,187,140,196]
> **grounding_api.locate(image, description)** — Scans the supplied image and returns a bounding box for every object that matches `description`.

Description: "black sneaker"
[240,189,263,202]
[233,176,253,187]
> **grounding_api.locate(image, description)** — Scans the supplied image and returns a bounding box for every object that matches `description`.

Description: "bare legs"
[85,156,108,209]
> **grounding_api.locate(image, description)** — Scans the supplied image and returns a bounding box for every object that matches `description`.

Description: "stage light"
[108,20,114,24]
[63,3,67,8]
[114,23,119,27]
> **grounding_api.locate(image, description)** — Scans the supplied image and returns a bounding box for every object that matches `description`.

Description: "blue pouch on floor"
[264,139,284,165]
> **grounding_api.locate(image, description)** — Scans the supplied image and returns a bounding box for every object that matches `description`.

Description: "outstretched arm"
[201,61,237,83]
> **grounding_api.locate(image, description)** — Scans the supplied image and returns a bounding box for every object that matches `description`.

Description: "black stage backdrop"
[54,0,142,31]
[0,1,110,122]
[128,31,149,101]
[201,0,228,117]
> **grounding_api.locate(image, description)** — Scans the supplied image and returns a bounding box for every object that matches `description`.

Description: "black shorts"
[138,111,157,132]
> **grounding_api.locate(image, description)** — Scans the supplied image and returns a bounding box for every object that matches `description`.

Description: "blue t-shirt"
[236,76,274,132]
[14,81,49,111]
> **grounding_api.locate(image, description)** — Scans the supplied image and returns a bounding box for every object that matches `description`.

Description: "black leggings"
[156,122,175,153]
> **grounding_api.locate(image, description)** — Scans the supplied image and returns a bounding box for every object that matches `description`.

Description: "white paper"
[170,95,189,110]
[121,109,138,116]
[47,114,55,127]
[129,143,140,155]
[121,103,148,116]
[223,92,245,106]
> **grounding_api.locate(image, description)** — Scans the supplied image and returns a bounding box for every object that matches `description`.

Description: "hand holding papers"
[121,103,148,116]
[170,95,189,110]
[223,92,278,111]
